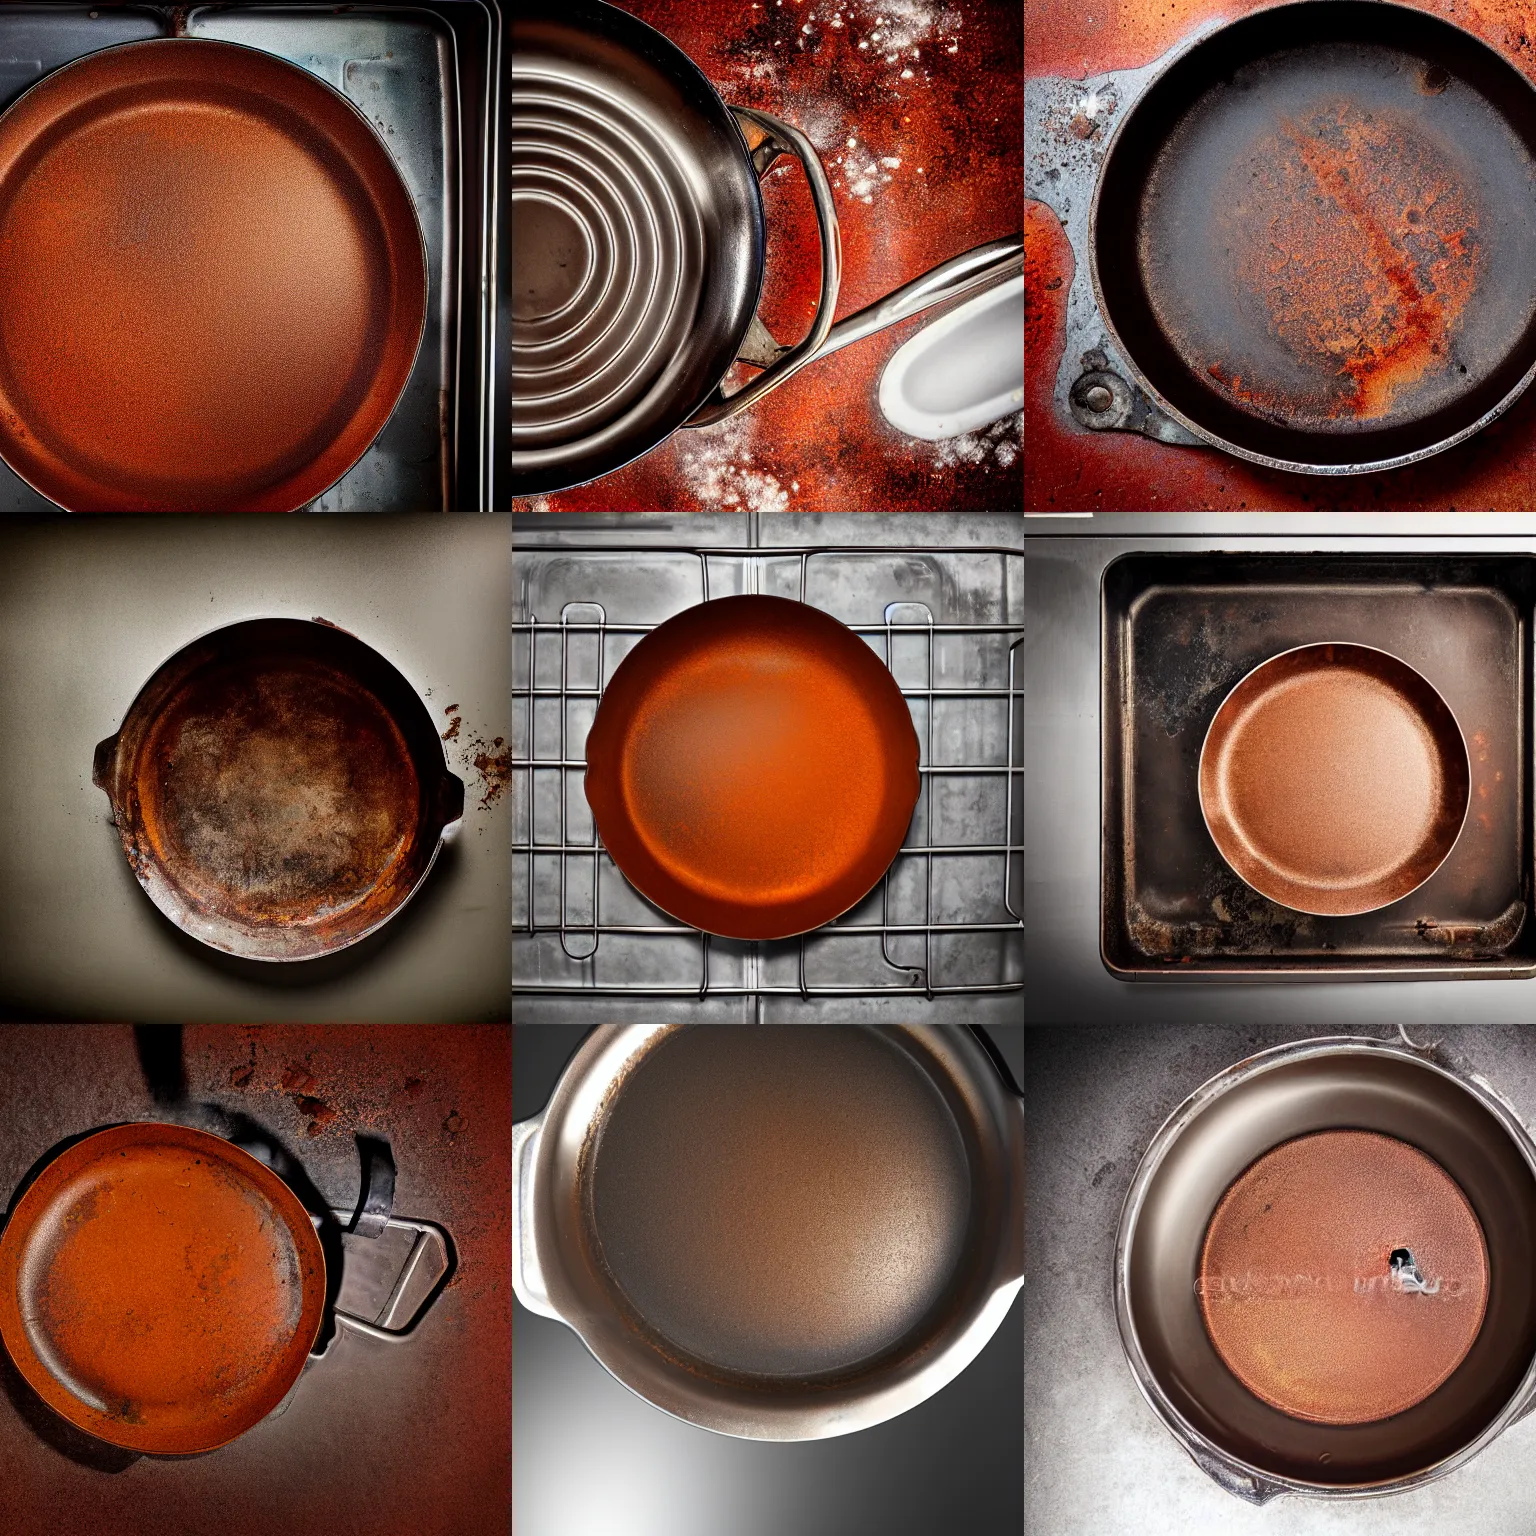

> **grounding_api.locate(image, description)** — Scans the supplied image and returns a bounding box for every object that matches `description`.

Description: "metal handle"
[815,236,1023,363]
[438,768,466,828]
[91,733,118,793]
[1184,1442,1288,1505]
[683,106,842,428]
[329,1215,456,1342]
[512,1112,560,1320]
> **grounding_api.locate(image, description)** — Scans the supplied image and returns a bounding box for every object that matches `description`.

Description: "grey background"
[1025,1021,1536,1536]
[0,515,511,1022]
[1024,514,1536,1022]
[513,1024,1023,1536]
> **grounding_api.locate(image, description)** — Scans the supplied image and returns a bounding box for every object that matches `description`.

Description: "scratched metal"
[0,2,498,513]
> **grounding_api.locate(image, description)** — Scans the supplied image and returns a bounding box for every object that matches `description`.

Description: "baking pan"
[1101,552,1535,977]
[0,2,500,513]
[93,618,465,962]
[1116,1037,1536,1500]
[583,594,921,941]
[1199,643,1470,916]
[1091,1,1536,474]
[513,1024,1025,1439]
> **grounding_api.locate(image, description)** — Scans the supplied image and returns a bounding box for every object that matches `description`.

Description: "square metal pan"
[0,1,499,512]
[1102,551,1536,979]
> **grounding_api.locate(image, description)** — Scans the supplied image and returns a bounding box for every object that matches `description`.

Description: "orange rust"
[1200,1130,1488,1424]
[583,596,921,940]
[1224,102,1479,421]
[0,1123,325,1455]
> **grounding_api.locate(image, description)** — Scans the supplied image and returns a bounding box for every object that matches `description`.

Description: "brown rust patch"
[136,660,421,930]
[1225,101,1479,422]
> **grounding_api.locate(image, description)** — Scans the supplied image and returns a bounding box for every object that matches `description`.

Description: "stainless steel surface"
[513,512,1023,1023]
[513,1023,1025,1441]
[0,1,500,512]
[1024,518,1536,1022]
[1116,1036,1536,1502]
[1026,1021,1536,1535]
[0,516,510,1023]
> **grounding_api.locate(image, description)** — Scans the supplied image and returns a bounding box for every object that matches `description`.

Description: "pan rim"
[1087,0,1536,477]
[0,1121,328,1456]
[1195,639,1472,917]
[0,34,430,513]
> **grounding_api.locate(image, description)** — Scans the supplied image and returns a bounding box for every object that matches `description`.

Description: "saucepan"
[513,1024,1024,1439]
[1117,1036,1536,1501]
[511,0,1023,496]
[1088,1,1536,473]
[0,1120,453,1455]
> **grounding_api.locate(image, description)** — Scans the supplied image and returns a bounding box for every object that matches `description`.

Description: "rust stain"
[1221,103,1479,422]
[441,703,462,742]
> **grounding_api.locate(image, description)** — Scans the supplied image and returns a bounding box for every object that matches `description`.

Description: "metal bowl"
[514,1024,1024,1439]
[1116,1037,1536,1501]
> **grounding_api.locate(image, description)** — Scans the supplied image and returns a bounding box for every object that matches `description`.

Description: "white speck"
[847,136,857,147]
[862,194,873,203]
[880,156,901,168]
[872,29,882,39]
[916,165,924,173]
[858,39,867,47]
[802,21,813,31]
[947,42,958,52]
[791,480,800,491]
[1076,89,1105,119]
[900,67,913,77]
[831,13,843,24]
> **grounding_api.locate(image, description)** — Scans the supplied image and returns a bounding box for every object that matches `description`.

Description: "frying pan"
[0,1121,457,1455]
[93,619,465,961]
[0,38,427,511]
[513,1024,1025,1439]
[1116,1038,1536,1500]
[1092,1,1536,474]
[1198,643,1469,916]
[511,0,1023,496]
[582,594,920,940]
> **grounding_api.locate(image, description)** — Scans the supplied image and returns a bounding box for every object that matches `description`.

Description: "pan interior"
[584,1026,973,1379]
[1199,1130,1489,1425]
[1094,3,1536,466]
[510,2,764,495]
[135,656,421,928]
[1199,644,1469,916]
[1125,1051,1536,1487]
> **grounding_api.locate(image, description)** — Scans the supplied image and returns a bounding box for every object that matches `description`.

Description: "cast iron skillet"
[511,0,1023,496]
[93,619,465,962]
[1092,1,1536,474]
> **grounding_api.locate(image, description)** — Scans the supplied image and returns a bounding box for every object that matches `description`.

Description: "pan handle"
[330,1215,457,1343]
[437,767,466,828]
[682,106,842,429]
[513,1112,561,1320]
[92,732,119,792]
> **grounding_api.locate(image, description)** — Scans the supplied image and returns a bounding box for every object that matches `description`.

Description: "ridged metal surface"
[510,5,763,495]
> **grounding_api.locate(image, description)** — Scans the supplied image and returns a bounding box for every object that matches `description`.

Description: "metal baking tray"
[0,1,500,512]
[1102,552,1536,979]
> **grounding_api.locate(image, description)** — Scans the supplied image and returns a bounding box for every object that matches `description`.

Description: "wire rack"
[512,545,1022,999]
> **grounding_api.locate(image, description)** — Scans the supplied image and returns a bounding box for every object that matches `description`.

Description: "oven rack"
[512,545,1023,999]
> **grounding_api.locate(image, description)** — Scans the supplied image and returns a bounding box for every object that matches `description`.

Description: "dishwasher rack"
[512,544,1023,1001]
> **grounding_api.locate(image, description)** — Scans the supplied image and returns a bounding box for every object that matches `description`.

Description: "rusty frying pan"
[1092,1,1536,474]
[94,619,465,961]
[0,1123,325,1455]
[583,595,920,940]
[0,38,426,511]
[1198,643,1470,916]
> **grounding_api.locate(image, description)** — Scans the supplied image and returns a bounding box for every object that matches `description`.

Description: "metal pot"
[510,0,1022,496]
[513,1024,1024,1439]
[1116,1036,1536,1501]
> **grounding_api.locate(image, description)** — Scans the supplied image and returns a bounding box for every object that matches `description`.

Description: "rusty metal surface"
[0,37,427,512]
[0,1123,326,1456]
[511,0,1022,513]
[1026,0,1536,508]
[1100,552,1535,975]
[0,1024,510,1536]
[95,619,464,962]
[1198,644,1470,917]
